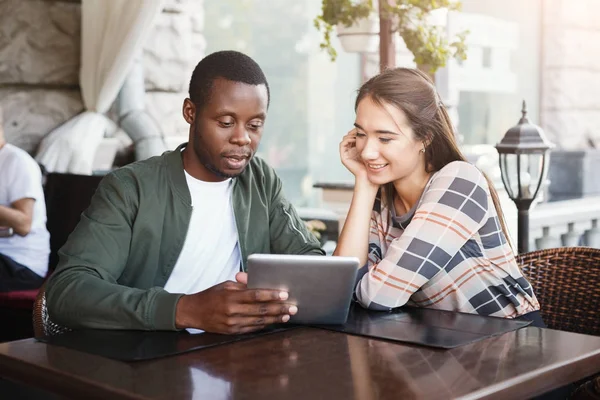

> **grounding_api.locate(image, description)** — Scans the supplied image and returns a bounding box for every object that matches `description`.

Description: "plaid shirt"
[356,161,540,318]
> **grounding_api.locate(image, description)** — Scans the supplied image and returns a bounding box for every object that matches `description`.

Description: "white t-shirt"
[163,171,241,295]
[0,143,50,277]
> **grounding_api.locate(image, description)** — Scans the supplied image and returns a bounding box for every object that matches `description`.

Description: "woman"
[334,68,543,326]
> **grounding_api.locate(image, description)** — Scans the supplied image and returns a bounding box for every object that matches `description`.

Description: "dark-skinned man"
[46,51,324,334]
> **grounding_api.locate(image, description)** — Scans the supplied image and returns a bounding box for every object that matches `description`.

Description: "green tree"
[314,0,468,73]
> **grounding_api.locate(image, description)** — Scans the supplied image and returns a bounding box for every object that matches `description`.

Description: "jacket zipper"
[282,206,308,244]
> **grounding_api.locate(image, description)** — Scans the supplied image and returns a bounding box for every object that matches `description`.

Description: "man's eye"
[249,121,263,130]
[219,121,234,127]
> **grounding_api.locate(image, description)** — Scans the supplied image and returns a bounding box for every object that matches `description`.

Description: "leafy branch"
[314,0,469,73]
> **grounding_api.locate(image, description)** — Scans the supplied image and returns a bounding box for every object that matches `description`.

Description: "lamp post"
[496,101,555,254]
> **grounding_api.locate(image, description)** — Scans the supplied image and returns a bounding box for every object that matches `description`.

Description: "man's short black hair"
[188,50,270,110]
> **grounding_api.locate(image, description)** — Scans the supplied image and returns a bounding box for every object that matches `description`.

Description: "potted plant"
[314,0,468,74]
[314,0,376,60]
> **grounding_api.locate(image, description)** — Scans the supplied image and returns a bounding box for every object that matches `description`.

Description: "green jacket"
[46,144,324,331]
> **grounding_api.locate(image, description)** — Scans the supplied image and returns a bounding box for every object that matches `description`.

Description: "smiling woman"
[334,68,545,327]
[351,95,429,206]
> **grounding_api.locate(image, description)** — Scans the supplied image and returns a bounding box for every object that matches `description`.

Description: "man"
[46,51,324,334]
[0,105,50,292]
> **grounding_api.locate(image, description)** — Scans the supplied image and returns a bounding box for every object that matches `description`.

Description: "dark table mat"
[36,325,295,362]
[316,305,532,349]
[36,307,532,361]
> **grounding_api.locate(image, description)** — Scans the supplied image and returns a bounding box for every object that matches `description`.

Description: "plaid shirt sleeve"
[356,161,491,309]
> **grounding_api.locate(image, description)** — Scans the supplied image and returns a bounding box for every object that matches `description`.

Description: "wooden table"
[1,326,600,399]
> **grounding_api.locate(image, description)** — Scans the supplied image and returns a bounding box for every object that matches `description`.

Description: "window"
[204,0,360,206]
[204,1,543,205]
[454,0,542,145]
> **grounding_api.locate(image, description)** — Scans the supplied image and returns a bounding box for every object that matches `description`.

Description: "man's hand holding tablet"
[175,271,298,334]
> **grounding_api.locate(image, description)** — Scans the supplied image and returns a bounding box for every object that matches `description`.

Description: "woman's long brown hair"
[355,68,512,250]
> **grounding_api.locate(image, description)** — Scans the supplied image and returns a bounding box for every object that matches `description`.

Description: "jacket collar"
[165,143,192,205]
[165,142,246,204]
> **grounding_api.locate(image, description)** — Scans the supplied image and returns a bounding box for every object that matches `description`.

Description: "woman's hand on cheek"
[340,129,369,180]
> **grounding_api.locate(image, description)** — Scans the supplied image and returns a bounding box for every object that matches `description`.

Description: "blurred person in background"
[0,105,50,291]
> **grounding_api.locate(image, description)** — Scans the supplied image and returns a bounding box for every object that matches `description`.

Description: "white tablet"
[246,254,360,325]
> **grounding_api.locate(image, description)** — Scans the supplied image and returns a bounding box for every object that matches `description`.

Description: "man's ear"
[182,98,196,125]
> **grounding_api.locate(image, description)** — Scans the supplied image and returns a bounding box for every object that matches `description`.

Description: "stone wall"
[143,0,205,145]
[541,0,600,149]
[0,0,82,153]
[0,0,204,155]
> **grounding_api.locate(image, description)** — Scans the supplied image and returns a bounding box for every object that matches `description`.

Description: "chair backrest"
[44,173,104,272]
[33,286,70,337]
[517,246,600,336]
[34,173,103,337]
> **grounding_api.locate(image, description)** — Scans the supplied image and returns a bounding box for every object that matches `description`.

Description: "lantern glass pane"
[524,153,545,200]
[517,154,538,200]
[501,153,519,200]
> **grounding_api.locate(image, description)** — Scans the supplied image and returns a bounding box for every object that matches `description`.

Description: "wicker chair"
[517,246,600,336]
[517,247,600,400]
[32,285,69,338]
[571,377,600,400]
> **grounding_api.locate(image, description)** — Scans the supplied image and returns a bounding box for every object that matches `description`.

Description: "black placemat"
[37,325,294,361]
[317,305,532,349]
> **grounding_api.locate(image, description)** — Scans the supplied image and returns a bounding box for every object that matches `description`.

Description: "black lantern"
[496,101,555,254]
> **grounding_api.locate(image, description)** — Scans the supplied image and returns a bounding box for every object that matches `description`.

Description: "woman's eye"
[379,138,392,144]
[355,132,366,138]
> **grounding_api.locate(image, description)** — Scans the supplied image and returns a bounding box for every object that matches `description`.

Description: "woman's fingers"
[342,139,356,151]
[340,128,363,170]
[340,134,357,149]
[342,128,357,141]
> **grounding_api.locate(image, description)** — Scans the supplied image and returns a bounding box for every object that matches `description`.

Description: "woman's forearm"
[333,180,379,264]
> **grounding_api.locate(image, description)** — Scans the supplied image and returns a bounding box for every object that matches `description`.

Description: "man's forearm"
[0,205,30,235]
[47,266,182,331]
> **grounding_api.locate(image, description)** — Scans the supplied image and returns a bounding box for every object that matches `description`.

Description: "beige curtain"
[36,0,164,174]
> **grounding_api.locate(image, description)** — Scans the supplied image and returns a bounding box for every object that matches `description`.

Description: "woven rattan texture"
[517,247,600,336]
